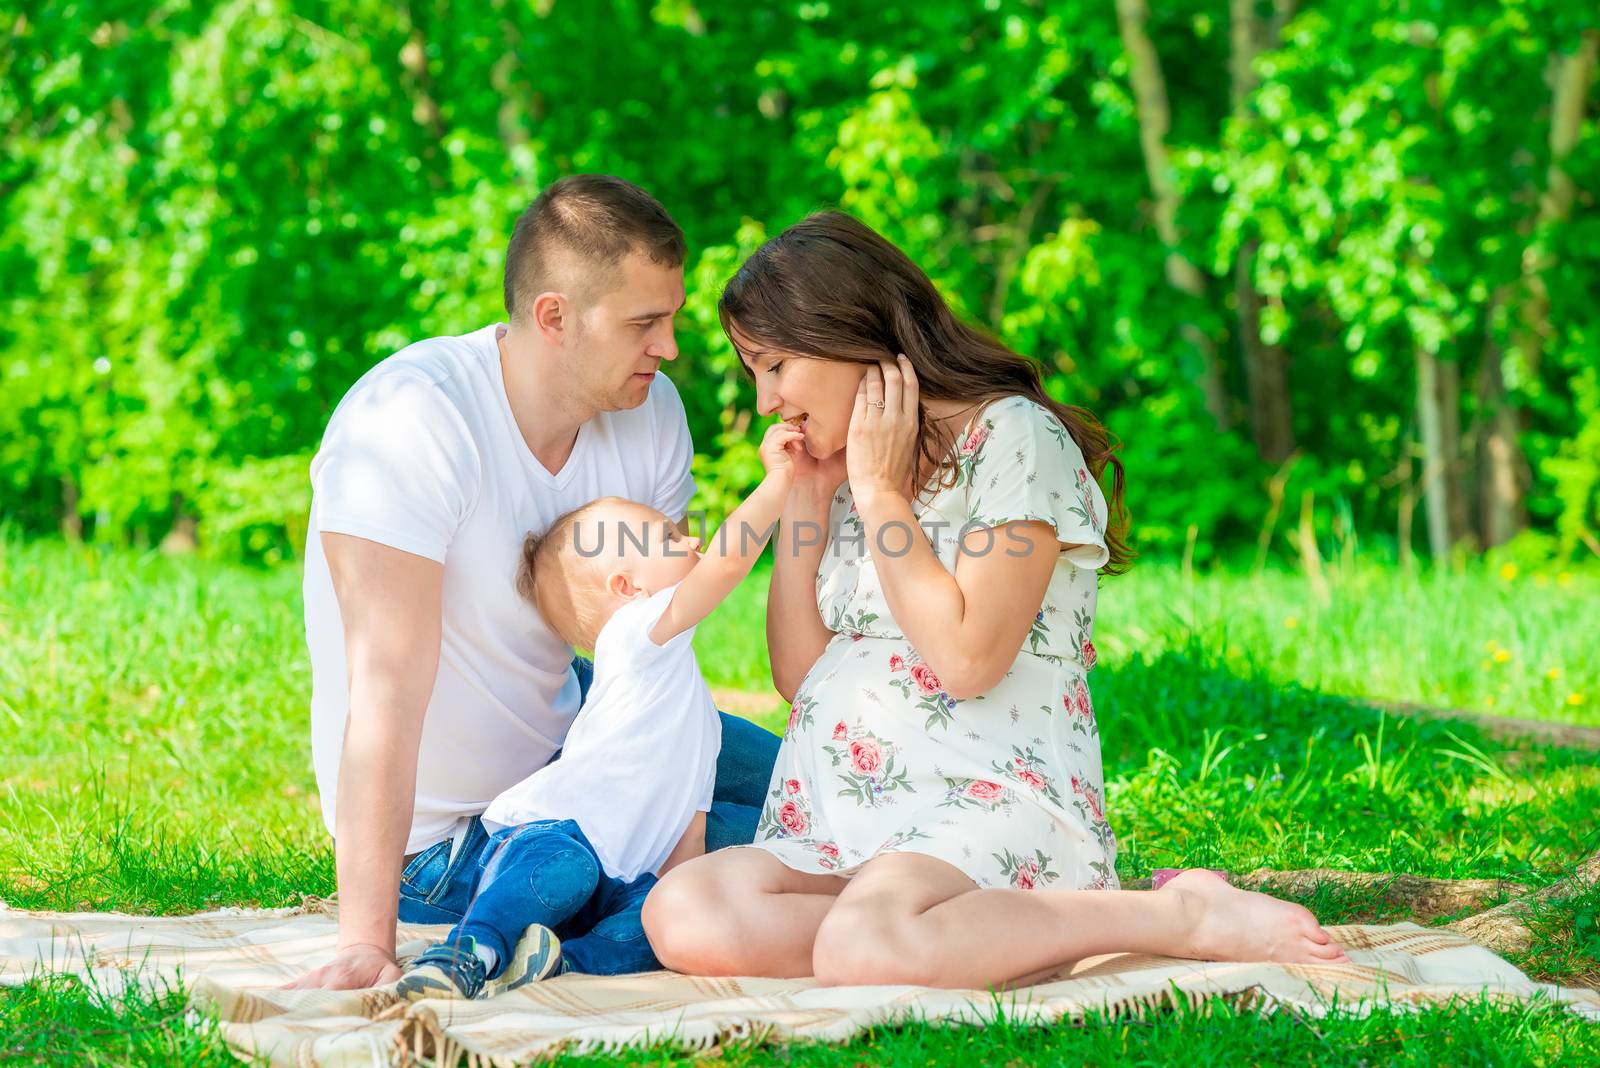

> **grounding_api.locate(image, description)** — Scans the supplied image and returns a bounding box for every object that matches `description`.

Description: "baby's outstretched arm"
[648,421,802,644]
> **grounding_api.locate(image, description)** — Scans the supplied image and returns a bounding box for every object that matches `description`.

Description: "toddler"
[396,419,803,1000]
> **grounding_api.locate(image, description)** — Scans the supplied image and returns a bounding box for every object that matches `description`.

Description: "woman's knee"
[812,901,935,986]
[641,858,735,972]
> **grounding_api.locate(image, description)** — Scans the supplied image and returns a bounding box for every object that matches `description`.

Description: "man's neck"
[497,324,594,474]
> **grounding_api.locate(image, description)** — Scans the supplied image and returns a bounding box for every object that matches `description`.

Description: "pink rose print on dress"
[785,696,817,738]
[910,664,943,696]
[940,777,1014,813]
[888,655,959,730]
[832,721,849,741]
[994,747,1061,803]
[995,847,1059,891]
[1071,775,1106,823]
[777,800,809,836]
[1081,638,1098,670]
[965,780,1005,803]
[816,842,840,860]
[961,424,990,455]
[1071,467,1101,531]
[849,739,884,775]
[1064,679,1097,735]
[785,779,802,795]
[824,725,913,808]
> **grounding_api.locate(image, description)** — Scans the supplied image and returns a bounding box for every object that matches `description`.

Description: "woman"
[642,212,1348,988]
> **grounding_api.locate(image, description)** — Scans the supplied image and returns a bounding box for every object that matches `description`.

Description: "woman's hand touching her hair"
[847,355,920,513]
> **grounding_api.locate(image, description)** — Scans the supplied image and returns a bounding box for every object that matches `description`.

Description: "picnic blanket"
[3,899,1596,1067]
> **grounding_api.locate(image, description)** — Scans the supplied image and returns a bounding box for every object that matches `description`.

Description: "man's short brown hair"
[503,174,686,321]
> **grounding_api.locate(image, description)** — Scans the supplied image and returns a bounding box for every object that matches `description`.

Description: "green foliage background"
[3,0,1598,564]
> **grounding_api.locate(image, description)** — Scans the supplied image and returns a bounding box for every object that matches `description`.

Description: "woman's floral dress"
[752,396,1118,892]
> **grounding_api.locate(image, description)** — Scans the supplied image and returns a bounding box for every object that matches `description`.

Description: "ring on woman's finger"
[868,400,886,409]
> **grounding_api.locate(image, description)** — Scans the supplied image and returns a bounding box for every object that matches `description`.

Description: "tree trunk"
[1517,31,1600,371]
[490,5,531,159]
[1478,325,1524,547]
[1230,0,1295,462]
[398,1,447,191]
[1415,349,1452,562]
[1485,31,1599,546]
[1396,448,1415,572]
[1115,0,1231,432]
[1438,357,1470,546]
[1450,849,1600,954]
[1236,244,1295,463]
[61,476,82,542]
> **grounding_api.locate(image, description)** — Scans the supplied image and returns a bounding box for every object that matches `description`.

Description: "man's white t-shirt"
[304,323,696,855]
[482,582,720,882]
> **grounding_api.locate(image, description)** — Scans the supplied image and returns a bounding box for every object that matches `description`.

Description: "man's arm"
[285,533,444,990]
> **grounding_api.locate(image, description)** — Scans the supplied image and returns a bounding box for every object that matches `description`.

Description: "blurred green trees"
[3,0,1597,564]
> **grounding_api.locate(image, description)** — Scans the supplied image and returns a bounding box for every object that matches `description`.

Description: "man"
[290,175,779,989]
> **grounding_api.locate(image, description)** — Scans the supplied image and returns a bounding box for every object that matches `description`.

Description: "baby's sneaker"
[396,938,490,1002]
[489,923,564,995]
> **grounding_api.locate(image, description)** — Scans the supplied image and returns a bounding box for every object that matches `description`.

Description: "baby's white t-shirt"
[482,583,720,882]
[303,324,696,855]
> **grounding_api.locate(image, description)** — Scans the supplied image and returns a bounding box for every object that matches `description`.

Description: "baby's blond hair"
[515,501,611,649]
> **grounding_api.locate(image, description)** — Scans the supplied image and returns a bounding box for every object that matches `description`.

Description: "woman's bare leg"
[643,846,847,977]
[812,854,1351,989]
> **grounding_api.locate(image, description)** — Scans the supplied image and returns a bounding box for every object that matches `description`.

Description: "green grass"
[1092,562,1600,726]
[0,972,242,1066]
[3,976,1598,1067]
[2,532,1597,1064]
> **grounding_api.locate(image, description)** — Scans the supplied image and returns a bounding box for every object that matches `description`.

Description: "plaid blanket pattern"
[3,900,1596,1066]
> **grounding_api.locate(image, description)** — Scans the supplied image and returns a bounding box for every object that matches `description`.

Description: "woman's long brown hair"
[719,210,1132,574]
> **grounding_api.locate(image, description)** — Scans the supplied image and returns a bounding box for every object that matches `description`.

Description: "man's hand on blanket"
[283,941,401,990]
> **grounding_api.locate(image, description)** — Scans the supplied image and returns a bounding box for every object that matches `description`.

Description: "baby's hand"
[759,420,806,480]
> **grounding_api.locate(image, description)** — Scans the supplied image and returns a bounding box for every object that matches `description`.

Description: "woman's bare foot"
[1162,869,1351,965]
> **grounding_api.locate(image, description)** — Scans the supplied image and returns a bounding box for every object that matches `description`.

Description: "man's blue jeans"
[397,655,780,966]
[445,818,657,976]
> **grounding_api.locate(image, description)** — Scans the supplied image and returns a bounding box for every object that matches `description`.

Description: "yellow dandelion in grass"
[1499,562,1518,581]
[1569,693,1587,707]
[1557,572,1574,588]
[1486,695,1496,706]
[1546,667,1562,680]
[1284,616,1300,630]
[1493,648,1512,664]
